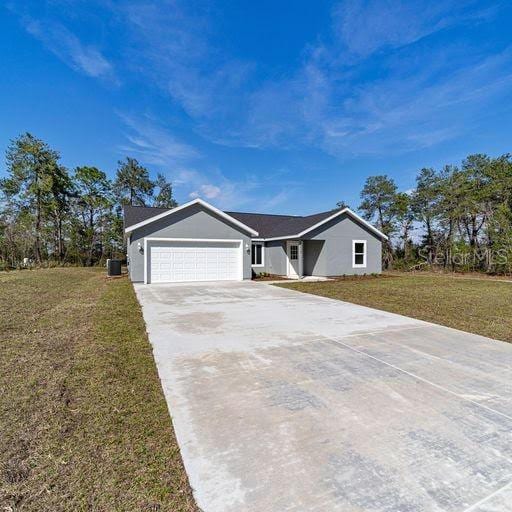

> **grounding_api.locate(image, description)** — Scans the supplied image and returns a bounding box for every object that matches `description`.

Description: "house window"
[290,244,298,260]
[251,243,264,267]
[352,240,367,268]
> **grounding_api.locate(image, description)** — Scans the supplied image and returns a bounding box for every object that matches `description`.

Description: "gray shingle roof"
[123,204,340,238]
[225,210,338,238]
[123,205,170,231]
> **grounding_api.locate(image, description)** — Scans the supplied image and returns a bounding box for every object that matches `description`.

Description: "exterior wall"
[303,213,382,275]
[304,240,325,275]
[252,241,287,276]
[127,204,252,282]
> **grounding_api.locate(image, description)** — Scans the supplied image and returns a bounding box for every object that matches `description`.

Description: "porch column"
[298,240,304,278]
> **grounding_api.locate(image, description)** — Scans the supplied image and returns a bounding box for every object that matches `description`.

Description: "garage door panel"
[148,241,241,283]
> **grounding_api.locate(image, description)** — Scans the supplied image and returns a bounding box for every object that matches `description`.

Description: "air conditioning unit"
[107,259,122,276]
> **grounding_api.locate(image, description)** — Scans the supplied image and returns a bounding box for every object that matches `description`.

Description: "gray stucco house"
[124,198,387,284]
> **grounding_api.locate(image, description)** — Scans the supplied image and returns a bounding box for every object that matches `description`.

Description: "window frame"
[251,242,264,267]
[352,239,367,268]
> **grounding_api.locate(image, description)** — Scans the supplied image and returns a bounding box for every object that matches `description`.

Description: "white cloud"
[23,17,115,80]
[167,60,254,122]
[117,113,198,166]
[260,190,292,210]
[171,168,260,210]
[332,0,494,58]
[174,165,300,211]
[189,184,221,199]
[120,0,242,121]
[200,184,221,199]
[318,47,512,156]
[332,0,449,58]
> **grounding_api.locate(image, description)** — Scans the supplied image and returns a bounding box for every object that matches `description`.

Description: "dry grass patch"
[0,268,198,511]
[277,274,512,343]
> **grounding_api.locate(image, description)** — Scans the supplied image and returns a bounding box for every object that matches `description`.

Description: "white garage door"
[148,240,242,283]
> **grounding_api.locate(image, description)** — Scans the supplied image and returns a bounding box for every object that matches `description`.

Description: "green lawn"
[0,268,198,511]
[277,274,512,343]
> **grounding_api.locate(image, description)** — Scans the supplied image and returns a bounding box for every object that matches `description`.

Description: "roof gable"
[124,199,259,236]
[296,208,388,240]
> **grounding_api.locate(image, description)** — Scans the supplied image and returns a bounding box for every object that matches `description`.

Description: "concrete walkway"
[134,281,512,512]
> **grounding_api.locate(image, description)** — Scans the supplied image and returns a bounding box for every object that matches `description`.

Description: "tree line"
[0,133,178,269]
[2,132,511,274]
[348,153,512,274]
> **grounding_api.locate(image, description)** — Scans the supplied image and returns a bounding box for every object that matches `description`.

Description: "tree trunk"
[426,218,434,265]
[403,225,410,262]
[35,189,42,263]
[87,208,94,267]
[58,216,64,262]
[444,218,453,269]
[377,206,384,232]
[470,216,478,248]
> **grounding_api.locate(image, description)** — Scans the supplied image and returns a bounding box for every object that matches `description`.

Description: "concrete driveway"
[134,281,512,512]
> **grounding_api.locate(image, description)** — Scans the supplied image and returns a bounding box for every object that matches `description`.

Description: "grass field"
[0,268,198,511]
[278,274,512,343]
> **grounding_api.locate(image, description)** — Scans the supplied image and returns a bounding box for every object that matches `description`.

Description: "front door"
[287,241,300,278]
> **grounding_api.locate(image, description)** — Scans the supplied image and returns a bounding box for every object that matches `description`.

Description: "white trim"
[298,240,304,277]
[127,234,131,272]
[144,238,148,284]
[144,237,240,242]
[262,235,299,242]
[260,208,388,241]
[251,241,264,268]
[144,237,244,284]
[286,240,302,278]
[352,239,367,268]
[125,198,259,236]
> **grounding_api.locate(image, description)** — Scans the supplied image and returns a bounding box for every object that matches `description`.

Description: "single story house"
[123,198,387,284]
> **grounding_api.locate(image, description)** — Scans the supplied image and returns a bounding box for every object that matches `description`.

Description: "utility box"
[107,259,122,277]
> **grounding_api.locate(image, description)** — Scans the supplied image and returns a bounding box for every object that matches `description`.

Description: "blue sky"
[2,1,512,214]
